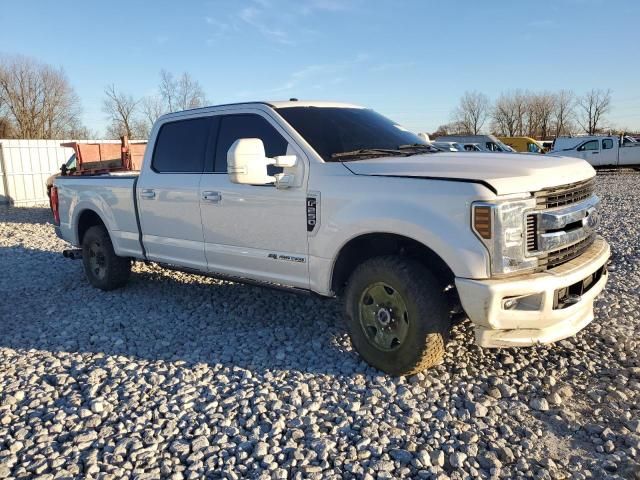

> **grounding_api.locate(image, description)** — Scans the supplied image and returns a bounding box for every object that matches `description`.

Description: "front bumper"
[455,236,610,348]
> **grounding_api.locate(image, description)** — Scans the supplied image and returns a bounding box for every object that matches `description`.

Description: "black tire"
[81,225,131,291]
[344,255,450,376]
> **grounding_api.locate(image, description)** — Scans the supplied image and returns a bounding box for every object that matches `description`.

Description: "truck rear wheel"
[81,225,131,291]
[344,256,450,375]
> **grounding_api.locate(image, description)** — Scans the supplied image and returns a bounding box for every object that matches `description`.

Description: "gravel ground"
[0,170,638,480]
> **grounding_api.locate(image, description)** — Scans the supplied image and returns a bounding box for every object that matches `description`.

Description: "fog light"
[502,293,544,311]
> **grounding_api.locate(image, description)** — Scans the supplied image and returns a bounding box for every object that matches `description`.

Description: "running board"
[156,262,312,296]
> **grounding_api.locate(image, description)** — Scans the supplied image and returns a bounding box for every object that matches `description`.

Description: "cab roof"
[159,100,365,123]
[268,100,363,109]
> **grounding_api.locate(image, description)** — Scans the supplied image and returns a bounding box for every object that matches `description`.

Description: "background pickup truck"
[551,134,640,168]
[52,101,610,375]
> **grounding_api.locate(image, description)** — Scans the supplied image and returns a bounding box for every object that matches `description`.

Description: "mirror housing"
[227,138,297,188]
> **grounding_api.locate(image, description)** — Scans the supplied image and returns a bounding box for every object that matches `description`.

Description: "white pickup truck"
[552,135,640,168]
[52,101,610,375]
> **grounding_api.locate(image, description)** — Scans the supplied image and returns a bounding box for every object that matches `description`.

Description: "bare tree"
[159,70,177,112]
[158,70,207,112]
[103,84,140,138]
[141,95,165,136]
[452,91,490,135]
[576,89,611,135]
[0,55,86,139]
[0,117,12,138]
[491,90,529,136]
[525,92,556,138]
[431,122,466,137]
[553,90,575,137]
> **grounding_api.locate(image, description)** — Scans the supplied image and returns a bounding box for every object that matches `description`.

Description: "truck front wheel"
[81,225,131,291]
[344,256,450,375]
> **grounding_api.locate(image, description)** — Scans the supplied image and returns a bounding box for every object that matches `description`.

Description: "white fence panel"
[0,139,120,206]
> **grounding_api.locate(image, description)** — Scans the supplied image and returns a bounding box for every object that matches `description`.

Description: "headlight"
[472,198,538,276]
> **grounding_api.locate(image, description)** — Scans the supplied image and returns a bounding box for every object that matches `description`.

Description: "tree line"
[0,55,90,139]
[438,88,615,139]
[0,54,629,141]
[103,70,207,139]
[0,54,207,140]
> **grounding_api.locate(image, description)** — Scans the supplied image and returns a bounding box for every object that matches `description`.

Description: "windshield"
[528,143,542,153]
[276,107,430,161]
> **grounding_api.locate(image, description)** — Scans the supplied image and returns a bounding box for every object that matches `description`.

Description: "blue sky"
[1,0,639,134]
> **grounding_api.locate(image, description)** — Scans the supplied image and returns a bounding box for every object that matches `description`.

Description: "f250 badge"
[307,193,320,232]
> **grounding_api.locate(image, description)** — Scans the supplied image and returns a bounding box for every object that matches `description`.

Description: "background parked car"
[431,141,465,151]
[463,143,482,151]
[435,135,513,152]
[498,136,545,154]
[46,153,76,205]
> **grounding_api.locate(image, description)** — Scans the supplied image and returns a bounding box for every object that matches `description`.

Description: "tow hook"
[62,249,82,260]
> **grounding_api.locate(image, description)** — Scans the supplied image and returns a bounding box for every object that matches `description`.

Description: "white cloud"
[203,0,360,46]
[269,54,369,93]
[238,6,294,45]
[369,61,417,73]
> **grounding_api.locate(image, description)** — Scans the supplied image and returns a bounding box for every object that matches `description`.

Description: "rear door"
[198,111,309,288]
[137,116,215,271]
[599,137,617,166]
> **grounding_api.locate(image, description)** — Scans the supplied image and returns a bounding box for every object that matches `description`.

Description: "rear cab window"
[152,117,214,173]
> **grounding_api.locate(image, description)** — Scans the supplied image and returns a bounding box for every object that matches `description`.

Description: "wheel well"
[77,210,105,245]
[331,233,455,295]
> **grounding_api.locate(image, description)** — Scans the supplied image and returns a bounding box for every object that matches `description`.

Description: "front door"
[577,139,600,166]
[137,116,215,271]
[198,111,309,289]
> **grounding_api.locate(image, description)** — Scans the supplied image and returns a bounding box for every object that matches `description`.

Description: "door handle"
[140,189,156,199]
[592,151,599,154]
[202,191,221,203]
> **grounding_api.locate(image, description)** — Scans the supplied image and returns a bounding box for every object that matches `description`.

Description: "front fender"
[309,175,493,294]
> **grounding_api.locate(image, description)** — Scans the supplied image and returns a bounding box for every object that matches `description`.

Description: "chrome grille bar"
[528,178,599,269]
[534,178,595,210]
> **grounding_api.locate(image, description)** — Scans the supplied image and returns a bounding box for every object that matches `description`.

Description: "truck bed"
[55,172,144,259]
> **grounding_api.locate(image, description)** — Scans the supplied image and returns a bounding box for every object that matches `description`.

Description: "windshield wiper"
[331,148,406,160]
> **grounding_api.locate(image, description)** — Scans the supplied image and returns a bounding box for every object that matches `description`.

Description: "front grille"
[539,234,596,269]
[534,178,595,209]
[526,214,537,252]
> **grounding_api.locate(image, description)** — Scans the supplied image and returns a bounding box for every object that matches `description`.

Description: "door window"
[577,140,599,151]
[602,139,613,150]
[152,117,213,173]
[214,114,288,172]
[527,143,541,153]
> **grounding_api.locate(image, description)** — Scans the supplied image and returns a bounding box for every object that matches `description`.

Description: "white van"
[551,135,640,168]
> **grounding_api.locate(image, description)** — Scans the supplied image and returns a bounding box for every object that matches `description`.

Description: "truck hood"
[342,152,595,195]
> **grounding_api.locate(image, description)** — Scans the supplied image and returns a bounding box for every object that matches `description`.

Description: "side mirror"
[227,138,297,188]
[60,163,68,176]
